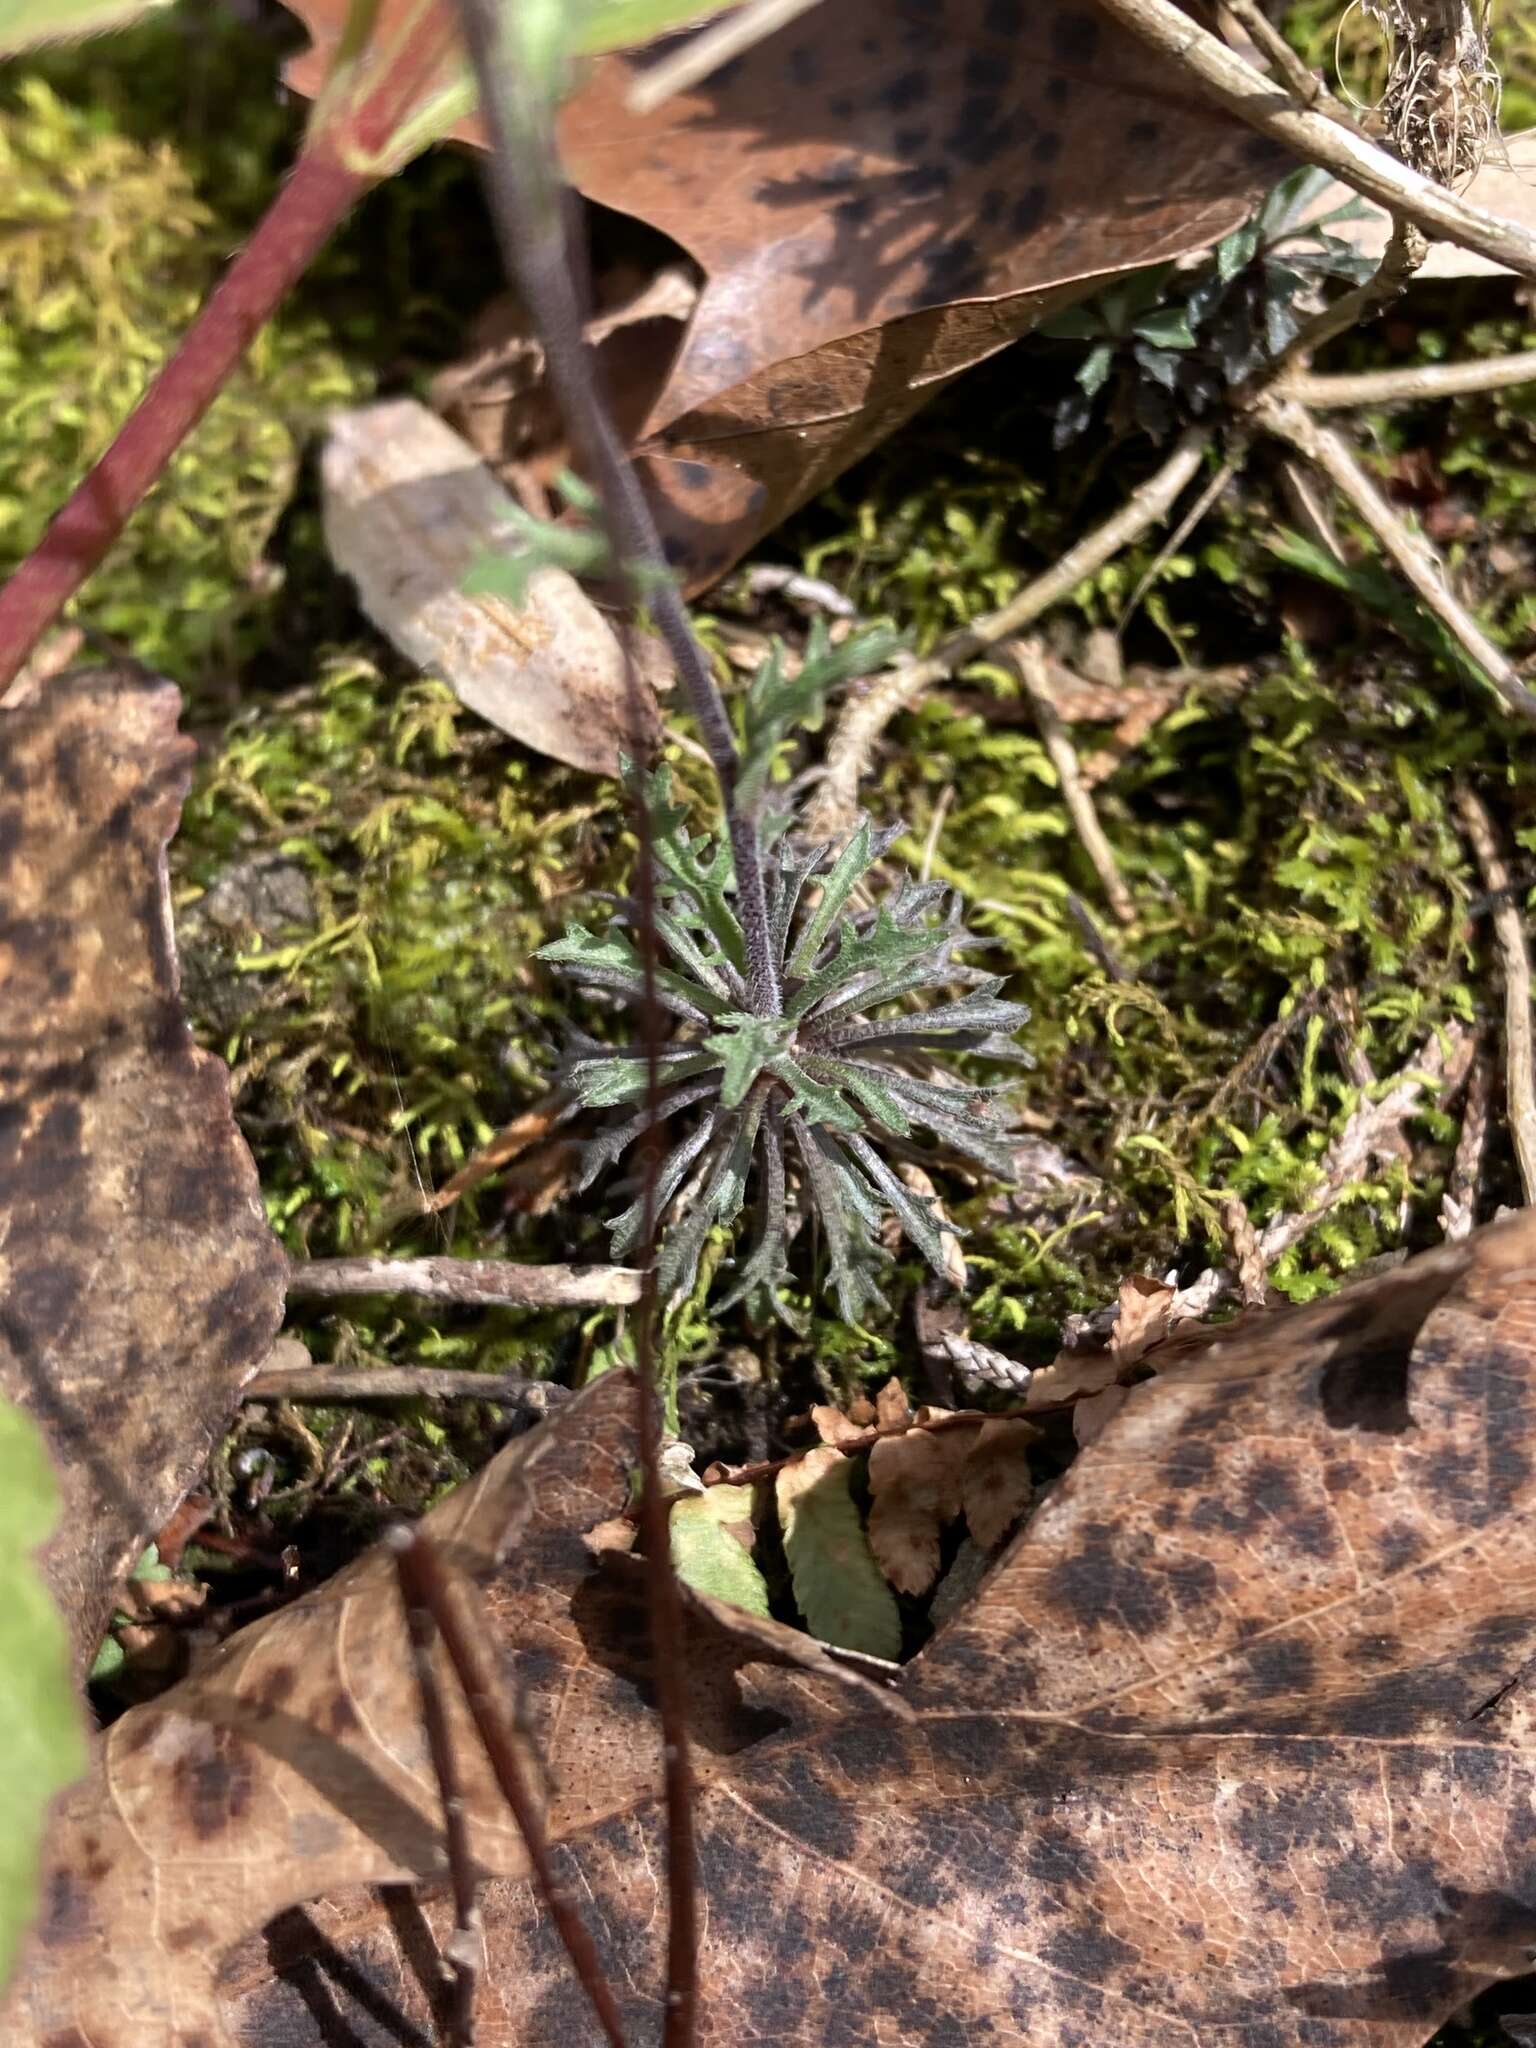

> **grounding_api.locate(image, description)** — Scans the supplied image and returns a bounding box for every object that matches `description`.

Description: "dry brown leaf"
[867,1423,976,1595]
[1111,1270,1177,1365]
[810,1401,866,1447]
[321,399,662,774]
[1024,1344,1126,1408]
[0,666,286,1676]
[873,1375,913,1434]
[1072,1380,1129,1449]
[284,0,1288,590]
[960,1416,1038,1551]
[19,1217,1536,2045]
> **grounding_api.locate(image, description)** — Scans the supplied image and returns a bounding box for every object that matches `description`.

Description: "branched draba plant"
[540,629,1032,1326]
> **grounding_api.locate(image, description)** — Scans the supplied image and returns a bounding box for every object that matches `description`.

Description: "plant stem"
[449,12,704,2046]
[0,145,368,694]
[387,1525,631,2048]
[1457,788,1536,1205]
[450,0,777,1016]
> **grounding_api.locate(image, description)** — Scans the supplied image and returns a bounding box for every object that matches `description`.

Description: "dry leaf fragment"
[867,1424,975,1596]
[321,399,662,774]
[810,1402,866,1447]
[959,1417,1037,1550]
[1110,1271,1178,1365]
[0,666,286,1677]
[873,1376,913,1434]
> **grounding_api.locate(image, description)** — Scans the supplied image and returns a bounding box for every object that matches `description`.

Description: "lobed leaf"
[775,1446,901,1661]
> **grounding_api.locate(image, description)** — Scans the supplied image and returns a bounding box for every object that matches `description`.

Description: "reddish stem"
[0,144,368,693]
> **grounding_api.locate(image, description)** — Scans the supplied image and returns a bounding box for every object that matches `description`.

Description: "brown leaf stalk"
[387,1523,632,2048]
[449,0,774,1016]
[391,1529,484,2046]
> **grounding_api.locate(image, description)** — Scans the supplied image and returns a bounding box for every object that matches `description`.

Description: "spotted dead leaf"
[0,667,286,1678]
[283,0,1286,591]
[15,1217,1536,2043]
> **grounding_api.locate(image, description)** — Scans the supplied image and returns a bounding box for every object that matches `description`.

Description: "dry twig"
[1286,349,1536,408]
[242,1361,563,1408]
[1251,391,1536,724]
[1442,1041,1493,1238]
[285,1256,643,1309]
[1009,638,1136,927]
[1457,787,1536,1203]
[1087,0,1536,276]
[808,428,1212,840]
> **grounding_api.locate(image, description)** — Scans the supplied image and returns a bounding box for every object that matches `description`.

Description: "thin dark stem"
[447,9,704,2042]
[391,1529,482,2047]
[449,0,777,1015]
[387,1524,631,2048]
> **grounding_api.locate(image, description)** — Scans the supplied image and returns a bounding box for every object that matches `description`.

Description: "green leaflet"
[776,1447,901,1661]
[669,1483,770,1619]
[0,1398,87,1995]
[738,623,900,814]
[787,912,946,1022]
[766,1052,862,1133]
[703,1013,795,1109]
[787,820,874,977]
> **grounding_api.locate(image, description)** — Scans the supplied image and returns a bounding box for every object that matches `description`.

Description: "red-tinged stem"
[0,144,370,694]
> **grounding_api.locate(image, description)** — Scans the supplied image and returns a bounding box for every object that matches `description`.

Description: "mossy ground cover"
[5,0,1536,1854]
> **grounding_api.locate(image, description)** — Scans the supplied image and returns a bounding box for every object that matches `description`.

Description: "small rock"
[200,855,314,938]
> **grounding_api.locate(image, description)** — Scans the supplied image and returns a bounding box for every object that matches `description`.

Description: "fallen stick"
[806,427,1212,841]
[1088,0,1536,278]
[1009,638,1136,927]
[286,1256,643,1309]
[243,1362,566,1406]
[1285,350,1536,409]
[1457,789,1536,1205]
[1251,391,1536,725]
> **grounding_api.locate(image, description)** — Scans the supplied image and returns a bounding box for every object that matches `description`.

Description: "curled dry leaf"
[284,0,1289,590]
[873,1375,913,1434]
[321,399,662,775]
[0,666,286,1677]
[959,1416,1037,1551]
[867,1425,970,1596]
[17,1218,1536,2044]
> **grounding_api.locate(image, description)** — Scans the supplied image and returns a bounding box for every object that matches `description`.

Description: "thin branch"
[1264,215,1428,376]
[1086,0,1536,278]
[1220,0,1343,111]
[1458,788,1536,1204]
[394,1539,483,2046]
[284,1257,643,1309]
[626,0,826,113]
[1286,349,1536,408]
[807,427,1212,842]
[1251,390,1536,724]
[450,0,775,1015]
[387,1525,631,2048]
[242,1361,566,1407]
[1441,1040,1493,1239]
[1009,638,1136,927]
